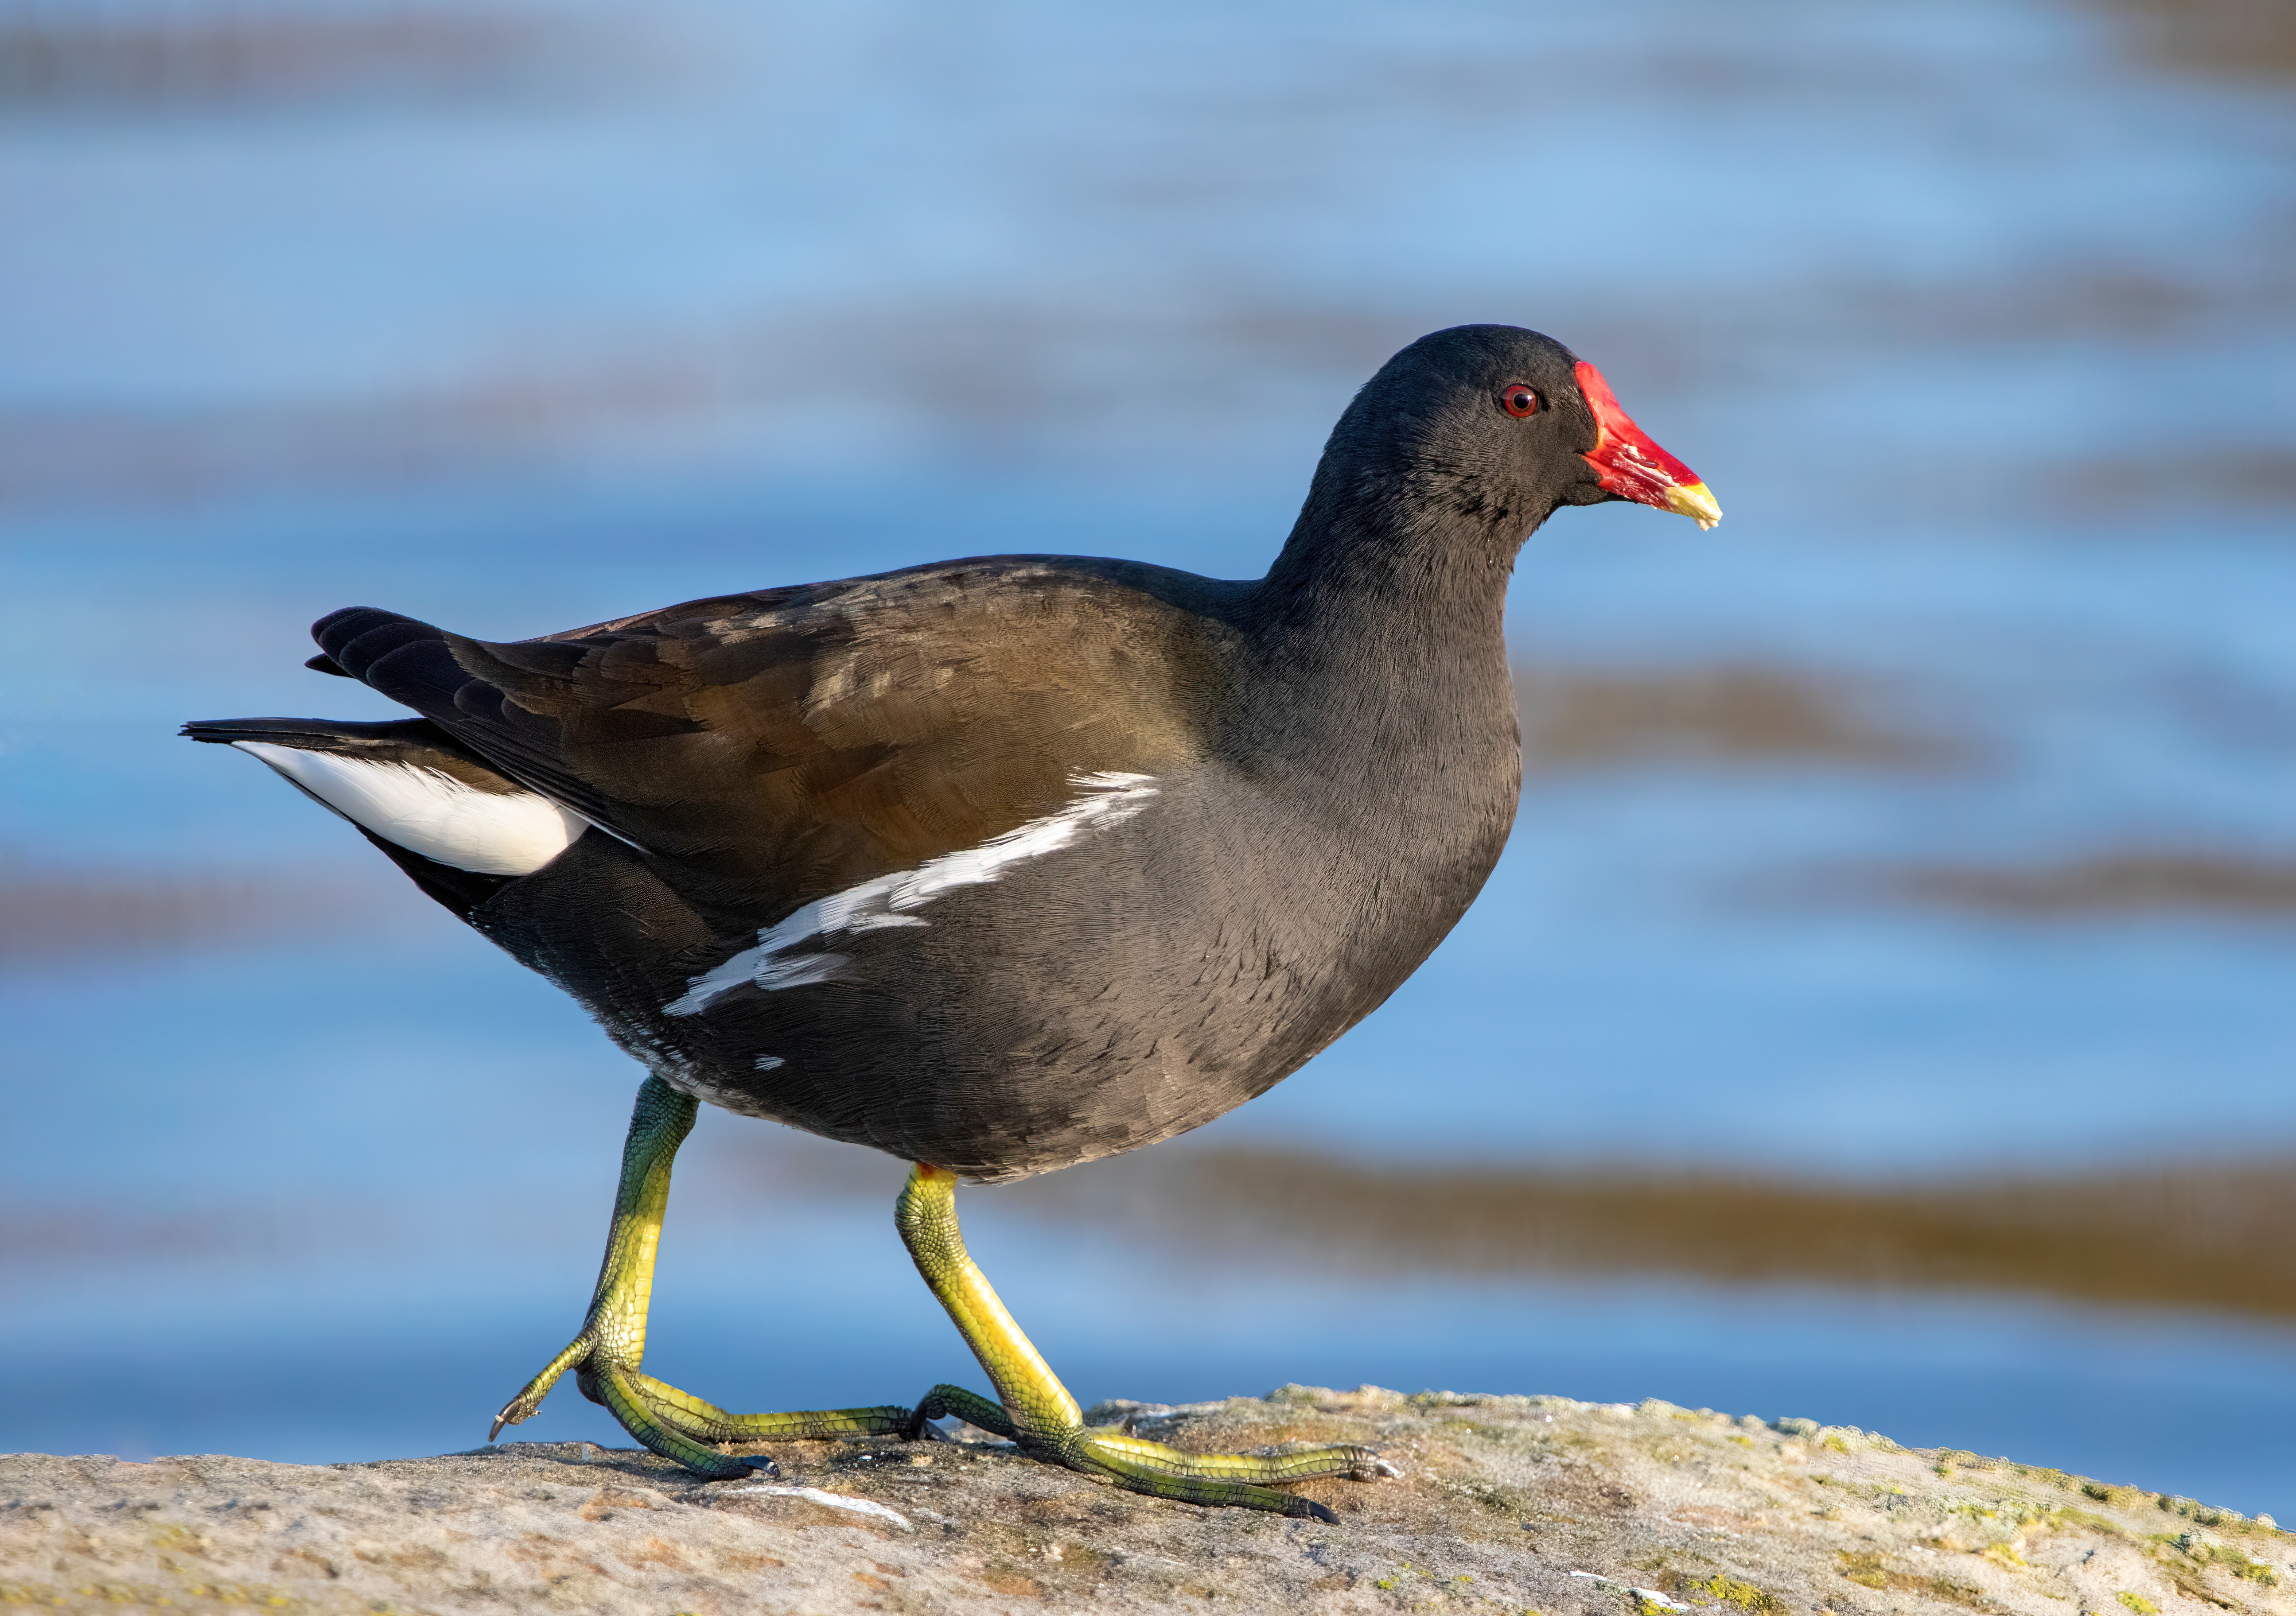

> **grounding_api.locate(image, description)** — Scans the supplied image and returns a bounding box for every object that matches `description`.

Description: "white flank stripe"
[234,742,588,877]
[666,772,1159,1016]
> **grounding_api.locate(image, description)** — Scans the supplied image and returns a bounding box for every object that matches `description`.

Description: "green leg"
[895,1163,1394,1521]
[489,1076,911,1479]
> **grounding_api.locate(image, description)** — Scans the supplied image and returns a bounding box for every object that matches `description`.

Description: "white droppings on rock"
[1573,1571,1691,1610]
[714,1483,912,1528]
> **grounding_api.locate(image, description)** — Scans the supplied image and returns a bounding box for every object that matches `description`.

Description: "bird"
[185,324,1718,1521]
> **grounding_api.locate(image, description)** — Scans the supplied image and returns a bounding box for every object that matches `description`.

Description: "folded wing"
[311,559,1218,918]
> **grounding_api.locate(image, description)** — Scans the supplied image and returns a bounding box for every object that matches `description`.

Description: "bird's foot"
[490,1329,911,1481]
[903,1383,1390,1521]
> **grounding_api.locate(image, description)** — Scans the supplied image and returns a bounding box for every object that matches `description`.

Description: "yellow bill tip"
[1664,480,1722,530]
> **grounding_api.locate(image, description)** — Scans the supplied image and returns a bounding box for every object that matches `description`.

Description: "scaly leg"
[489,1076,911,1478]
[895,1163,1393,1520]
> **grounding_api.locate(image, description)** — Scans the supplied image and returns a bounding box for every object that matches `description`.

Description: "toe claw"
[490,1395,541,1443]
[1371,1457,1403,1479]
[1290,1496,1339,1523]
[739,1453,780,1477]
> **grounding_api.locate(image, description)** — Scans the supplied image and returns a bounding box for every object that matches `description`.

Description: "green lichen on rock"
[1681,1571,1783,1612]
[2162,1531,2282,1588]
[1840,1549,1890,1588]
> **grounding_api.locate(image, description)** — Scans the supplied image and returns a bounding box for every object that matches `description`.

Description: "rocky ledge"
[3,1387,2289,1615]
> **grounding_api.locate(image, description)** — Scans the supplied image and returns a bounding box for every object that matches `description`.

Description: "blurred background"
[4,0,2294,1519]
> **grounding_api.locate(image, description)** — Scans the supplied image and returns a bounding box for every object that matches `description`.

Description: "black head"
[1298,324,1719,556]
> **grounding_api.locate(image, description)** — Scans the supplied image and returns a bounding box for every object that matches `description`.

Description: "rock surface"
[3,1387,2289,1615]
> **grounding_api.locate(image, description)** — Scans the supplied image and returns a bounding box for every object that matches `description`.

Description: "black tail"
[311,606,445,682]
[179,715,527,791]
[311,606,473,715]
[304,605,615,835]
[310,606,502,743]
[184,714,473,765]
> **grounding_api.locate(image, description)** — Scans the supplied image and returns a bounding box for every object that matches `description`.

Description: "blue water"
[4,0,2294,1516]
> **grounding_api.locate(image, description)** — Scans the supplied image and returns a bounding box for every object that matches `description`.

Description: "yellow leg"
[895,1163,1393,1520]
[490,1076,911,1478]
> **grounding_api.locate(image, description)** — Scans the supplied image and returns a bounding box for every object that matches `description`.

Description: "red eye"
[1500,383,1540,417]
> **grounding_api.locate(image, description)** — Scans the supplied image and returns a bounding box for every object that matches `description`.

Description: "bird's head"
[1314,324,1720,547]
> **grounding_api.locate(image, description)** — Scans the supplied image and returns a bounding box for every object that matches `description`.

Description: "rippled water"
[4,0,2293,1515]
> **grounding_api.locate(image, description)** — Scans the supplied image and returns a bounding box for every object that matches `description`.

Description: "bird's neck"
[1224,484,1527,960]
[1242,486,1527,783]
[1255,477,1525,686]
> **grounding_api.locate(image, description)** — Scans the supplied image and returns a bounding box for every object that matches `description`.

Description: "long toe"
[1055,1427,1393,1517]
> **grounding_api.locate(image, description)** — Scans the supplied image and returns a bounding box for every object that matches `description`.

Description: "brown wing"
[314,558,1226,918]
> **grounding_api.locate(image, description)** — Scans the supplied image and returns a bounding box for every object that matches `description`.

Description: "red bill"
[1576,360,1721,529]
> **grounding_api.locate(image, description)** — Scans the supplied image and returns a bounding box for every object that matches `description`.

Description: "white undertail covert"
[234,742,588,877]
